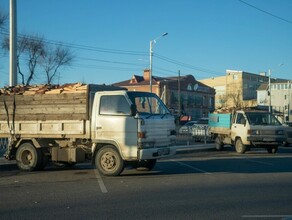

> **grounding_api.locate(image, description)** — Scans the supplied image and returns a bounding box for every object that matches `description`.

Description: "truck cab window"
[236,113,245,125]
[100,95,131,115]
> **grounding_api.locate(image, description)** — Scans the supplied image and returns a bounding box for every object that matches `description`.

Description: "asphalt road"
[1,147,292,220]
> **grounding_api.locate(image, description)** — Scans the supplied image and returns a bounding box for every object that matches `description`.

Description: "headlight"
[249,130,260,135]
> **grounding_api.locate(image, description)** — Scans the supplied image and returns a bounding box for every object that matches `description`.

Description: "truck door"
[231,112,247,142]
[94,94,138,159]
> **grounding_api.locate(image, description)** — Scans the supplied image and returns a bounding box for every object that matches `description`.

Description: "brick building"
[113,69,215,120]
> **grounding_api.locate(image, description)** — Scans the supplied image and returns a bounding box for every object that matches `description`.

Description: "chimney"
[143,69,150,81]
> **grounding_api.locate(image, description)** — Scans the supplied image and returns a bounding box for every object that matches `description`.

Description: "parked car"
[191,118,211,142]
[179,121,197,135]
[283,122,292,146]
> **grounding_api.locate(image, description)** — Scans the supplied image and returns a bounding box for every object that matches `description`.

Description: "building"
[199,70,270,108]
[113,69,215,120]
[257,80,292,122]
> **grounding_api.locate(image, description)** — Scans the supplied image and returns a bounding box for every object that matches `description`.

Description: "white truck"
[0,84,176,176]
[209,110,286,154]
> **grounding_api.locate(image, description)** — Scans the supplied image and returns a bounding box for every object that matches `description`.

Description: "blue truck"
[208,110,286,154]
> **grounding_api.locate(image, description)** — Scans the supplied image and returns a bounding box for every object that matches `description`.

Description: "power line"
[0,29,148,56]
[0,29,224,78]
[154,53,223,76]
[239,0,292,25]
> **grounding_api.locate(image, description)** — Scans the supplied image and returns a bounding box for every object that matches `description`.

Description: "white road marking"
[245,158,273,166]
[242,214,292,218]
[94,169,108,193]
[172,160,212,175]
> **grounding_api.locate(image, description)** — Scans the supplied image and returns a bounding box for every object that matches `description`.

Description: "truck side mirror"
[130,104,137,116]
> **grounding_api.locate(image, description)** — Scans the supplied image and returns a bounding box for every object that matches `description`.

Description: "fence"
[176,125,213,145]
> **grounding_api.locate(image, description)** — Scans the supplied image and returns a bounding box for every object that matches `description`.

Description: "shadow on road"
[1,147,292,177]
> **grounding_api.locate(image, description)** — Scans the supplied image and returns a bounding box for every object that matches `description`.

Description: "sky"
[0,0,291,87]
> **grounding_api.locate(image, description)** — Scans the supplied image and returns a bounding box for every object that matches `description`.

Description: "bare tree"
[25,37,45,85]
[0,10,7,28]
[3,33,74,85]
[227,90,242,108]
[2,35,45,85]
[41,44,74,84]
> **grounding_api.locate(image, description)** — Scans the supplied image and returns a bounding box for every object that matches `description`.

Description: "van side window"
[100,95,131,115]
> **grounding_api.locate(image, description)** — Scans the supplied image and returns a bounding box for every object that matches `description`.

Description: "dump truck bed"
[209,113,232,135]
[0,83,123,139]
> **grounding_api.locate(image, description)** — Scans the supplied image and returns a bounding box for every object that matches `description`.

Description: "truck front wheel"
[95,145,124,176]
[235,138,246,154]
[16,143,43,171]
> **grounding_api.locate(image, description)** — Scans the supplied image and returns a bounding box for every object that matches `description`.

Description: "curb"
[174,143,216,154]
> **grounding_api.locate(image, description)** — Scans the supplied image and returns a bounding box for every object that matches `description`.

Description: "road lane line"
[94,169,108,193]
[172,160,211,175]
[245,158,273,166]
[242,214,292,218]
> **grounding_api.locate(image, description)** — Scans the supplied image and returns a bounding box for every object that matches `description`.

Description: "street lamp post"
[149,32,168,93]
[269,69,271,113]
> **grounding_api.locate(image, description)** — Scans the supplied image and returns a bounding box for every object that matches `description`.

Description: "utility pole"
[288,81,291,122]
[268,69,271,113]
[178,70,181,116]
[9,0,17,86]
[149,32,168,93]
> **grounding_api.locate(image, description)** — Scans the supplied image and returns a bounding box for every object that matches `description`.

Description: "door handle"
[96,126,102,130]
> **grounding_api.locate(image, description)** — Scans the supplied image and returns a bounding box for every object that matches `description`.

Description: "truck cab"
[209,110,286,154]
[232,111,285,153]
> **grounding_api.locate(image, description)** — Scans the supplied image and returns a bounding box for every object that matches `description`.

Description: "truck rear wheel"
[215,136,224,151]
[235,138,246,154]
[95,145,124,176]
[267,147,278,154]
[16,143,43,171]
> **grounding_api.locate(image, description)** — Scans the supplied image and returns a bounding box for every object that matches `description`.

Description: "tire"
[136,159,157,171]
[215,136,224,151]
[235,138,246,154]
[95,145,124,176]
[267,147,278,154]
[16,142,43,171]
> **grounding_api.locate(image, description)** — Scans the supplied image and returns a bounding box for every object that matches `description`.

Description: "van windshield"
[245,112,281,126]
[127,92,170,115]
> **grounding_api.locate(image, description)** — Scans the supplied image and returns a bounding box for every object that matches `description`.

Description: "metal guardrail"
[0,138,8,157]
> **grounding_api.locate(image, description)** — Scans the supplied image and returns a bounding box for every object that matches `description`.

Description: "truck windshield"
[127,92,170,115]
[245,112,281,126]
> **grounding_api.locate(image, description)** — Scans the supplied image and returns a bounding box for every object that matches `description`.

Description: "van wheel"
[215,136,224,151]
[16,143,43,171]
[95,145,124,176]
[235,138,246,154]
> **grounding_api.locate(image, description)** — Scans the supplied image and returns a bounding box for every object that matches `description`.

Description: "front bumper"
[138,146,176,160]
[247,135,285,146]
